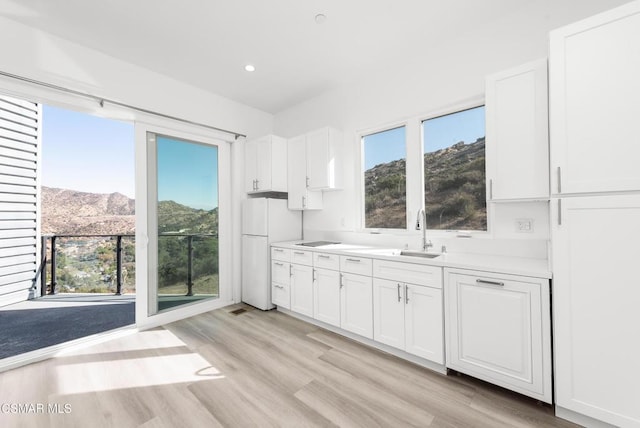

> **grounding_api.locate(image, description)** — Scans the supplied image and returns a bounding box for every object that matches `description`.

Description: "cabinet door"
[305,128,329,189]
[552,195,640,425]
[340,273,373,339]
[405,284,443,364]
[549,4,640,194]
[287,135,306,210]
[372,278,405,349]
[313,268,341,327]
[255,136,272,192]
[244,139,257,193]
[486,58,549,200]
[445,271,550,402]
[290,263,313,317]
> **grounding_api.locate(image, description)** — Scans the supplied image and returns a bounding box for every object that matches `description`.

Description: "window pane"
[423,106,487,230]
[363,126,406,228]
[155,134,219,314]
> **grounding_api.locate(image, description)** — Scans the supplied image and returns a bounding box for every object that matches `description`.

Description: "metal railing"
[40,233,217,297]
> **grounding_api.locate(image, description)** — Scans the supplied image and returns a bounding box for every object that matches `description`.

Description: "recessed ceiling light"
[315,14,327,24]
[244,64,255,72]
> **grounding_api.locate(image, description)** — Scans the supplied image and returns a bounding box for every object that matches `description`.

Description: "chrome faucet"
[416,208,433,252]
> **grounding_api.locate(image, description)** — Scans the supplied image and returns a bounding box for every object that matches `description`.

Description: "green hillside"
[365,138,487,230]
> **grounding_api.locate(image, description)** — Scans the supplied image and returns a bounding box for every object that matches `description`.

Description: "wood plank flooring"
[0,304,579,428]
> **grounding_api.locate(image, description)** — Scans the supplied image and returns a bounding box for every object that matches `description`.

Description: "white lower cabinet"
[373,278,443,364]
[271,260,291,309]
[444,269,552,403]
[405,284,443,363]
[340,272,373,339]
[313,267,341,327]
[290,264,313,317]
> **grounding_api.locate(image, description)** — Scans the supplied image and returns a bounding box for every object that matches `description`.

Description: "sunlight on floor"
[54,329,224,394]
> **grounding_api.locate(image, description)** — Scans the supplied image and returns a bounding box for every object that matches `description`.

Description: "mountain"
[41,187,136,235]
[41,186,218,236]
[157,200,218,235]
[365,137,487,230]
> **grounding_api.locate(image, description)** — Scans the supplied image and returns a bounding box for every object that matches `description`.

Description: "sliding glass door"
[135,123,231,326]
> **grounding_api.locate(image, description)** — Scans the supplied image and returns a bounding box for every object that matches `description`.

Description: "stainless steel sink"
[399,250,441,259]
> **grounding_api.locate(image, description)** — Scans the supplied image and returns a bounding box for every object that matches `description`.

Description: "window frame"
[358,96,490,236]
[420,100,488,234]
[359,121,411,233]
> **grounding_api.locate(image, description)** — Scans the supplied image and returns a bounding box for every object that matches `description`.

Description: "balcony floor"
[0,293,135,360]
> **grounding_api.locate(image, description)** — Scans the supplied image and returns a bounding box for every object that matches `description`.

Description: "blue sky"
[157,136,218,210]
[363,106,485,170]
[41,105,135,197]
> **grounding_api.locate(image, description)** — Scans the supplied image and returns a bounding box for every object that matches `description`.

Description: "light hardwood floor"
[0,304,578,427]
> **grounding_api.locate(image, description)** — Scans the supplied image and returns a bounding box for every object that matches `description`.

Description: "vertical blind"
[0,94,39,306]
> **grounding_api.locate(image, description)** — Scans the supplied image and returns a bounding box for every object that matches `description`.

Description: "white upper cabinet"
[245,135,288,194]
[305,127,343,191]
[549,3,640,195]
[287,135,323,210]
[485,58,549,201]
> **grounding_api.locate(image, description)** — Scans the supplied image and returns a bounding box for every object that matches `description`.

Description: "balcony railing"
[40,233,218,297]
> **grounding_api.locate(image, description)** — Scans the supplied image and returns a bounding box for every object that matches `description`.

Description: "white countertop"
[272,241,552,279]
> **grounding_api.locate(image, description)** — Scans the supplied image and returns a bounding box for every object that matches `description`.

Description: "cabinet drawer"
[373,259,442,289]
[271,260,290,284]
[271,282,290,309]
[313,252,340,270]
[271,247,290,262]
[340,256,372,276]
[291,249,313,266]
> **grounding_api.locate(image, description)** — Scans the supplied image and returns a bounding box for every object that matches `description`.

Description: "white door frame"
[134,121,234,330]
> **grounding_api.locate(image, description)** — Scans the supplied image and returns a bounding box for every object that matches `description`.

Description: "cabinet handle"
[397,283,401,302]
[302,196,306,208]
[489,179,493,200]
[345,258,361,263]
[476,279,504,287]
[275,284,283,289]
[317,254,330,259]
[557,167,562,193]
[255,179,259,190]
[558,199,562,226]
[306,176,310,188]
[294,251,305,255]
[313,269,317,281]
[274,262,283,266]
[253,179,257,191]
[273,248,284,252]
[405,283,409,304]
[340,273,344,288]
[289,265,293,277]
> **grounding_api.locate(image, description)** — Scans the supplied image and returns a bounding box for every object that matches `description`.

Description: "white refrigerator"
[241,198,301,310]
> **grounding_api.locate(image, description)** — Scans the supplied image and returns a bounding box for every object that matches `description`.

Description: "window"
[422,106,487,231]
[362,126,406,229]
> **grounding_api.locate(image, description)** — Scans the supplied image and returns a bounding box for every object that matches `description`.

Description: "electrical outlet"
[516,218,534,233]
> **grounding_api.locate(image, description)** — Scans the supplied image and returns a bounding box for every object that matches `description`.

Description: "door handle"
[476,279,504,287]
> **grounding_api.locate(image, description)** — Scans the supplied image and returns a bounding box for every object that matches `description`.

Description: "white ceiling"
[0,0,629,114]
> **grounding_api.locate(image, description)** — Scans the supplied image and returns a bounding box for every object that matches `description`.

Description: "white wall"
[272,0,625,258]
[0,16,275,303]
